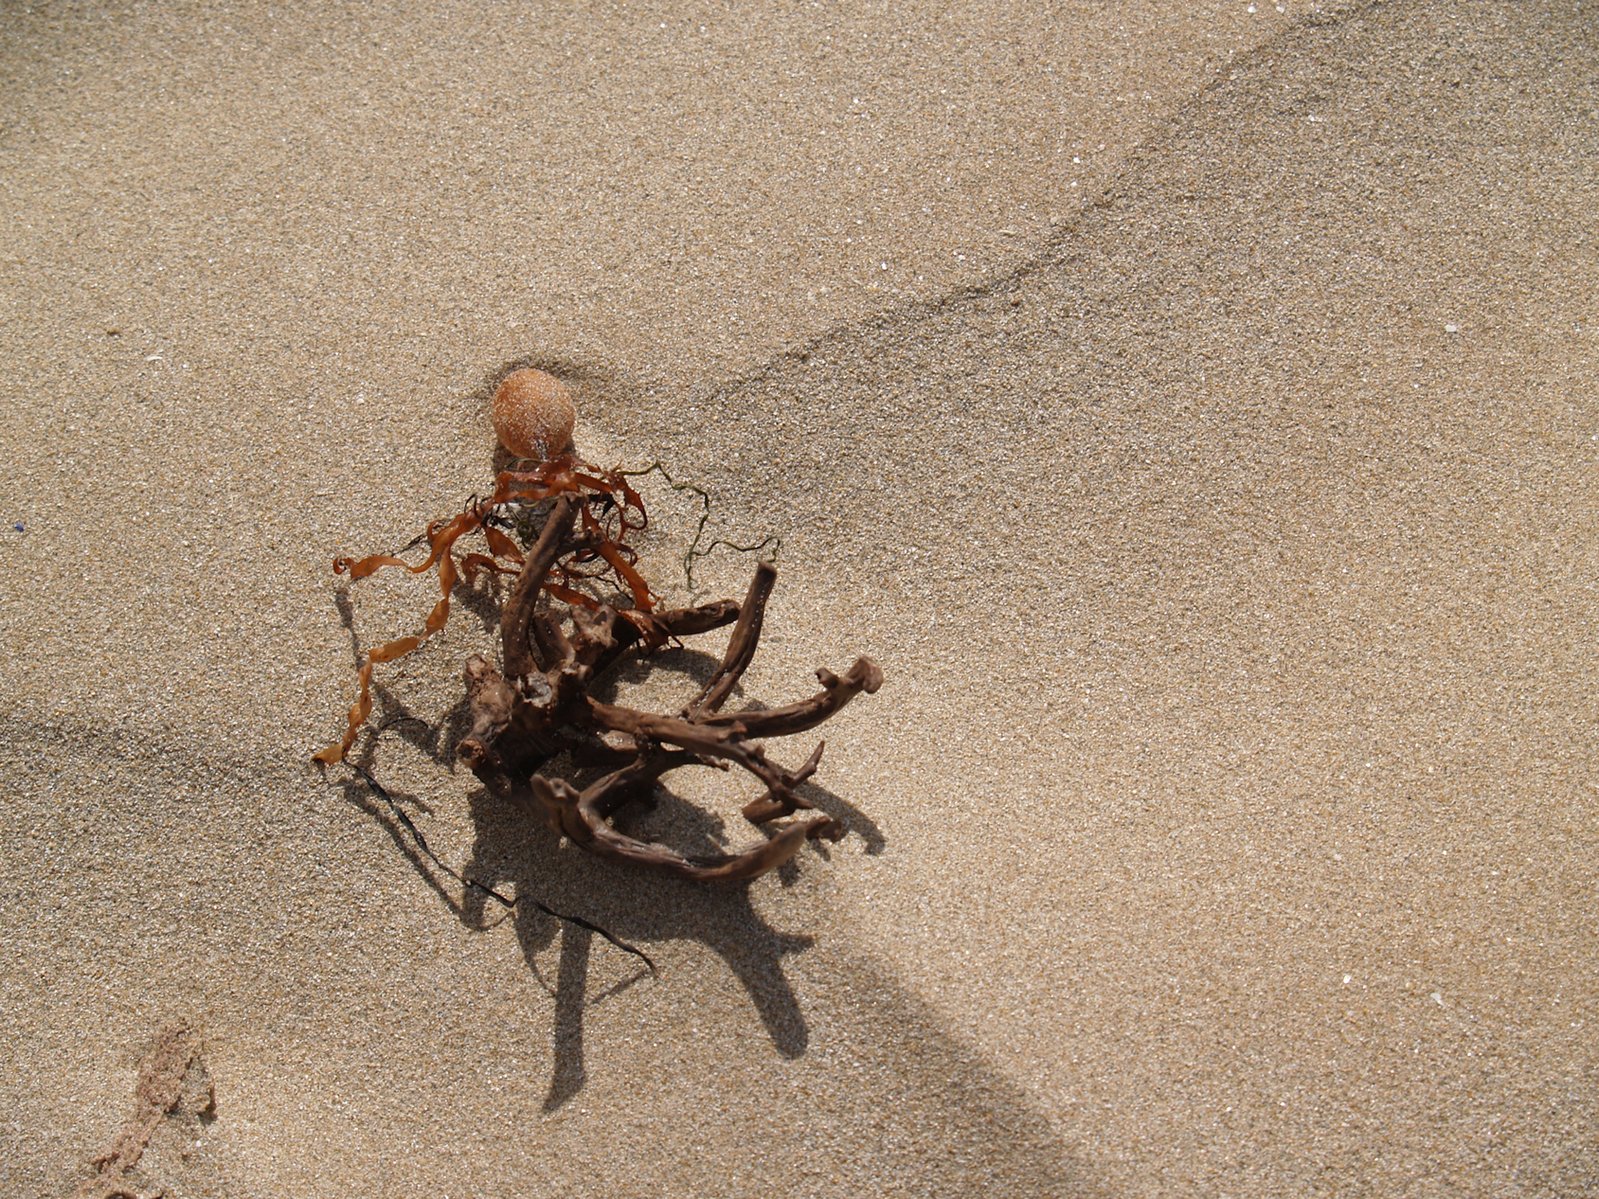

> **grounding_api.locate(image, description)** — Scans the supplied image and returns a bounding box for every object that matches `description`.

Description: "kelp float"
[316,452,881,883]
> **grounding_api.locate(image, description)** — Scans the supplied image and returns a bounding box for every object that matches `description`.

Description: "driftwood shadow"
[331,630,885,1113]
[459,777,830,1112]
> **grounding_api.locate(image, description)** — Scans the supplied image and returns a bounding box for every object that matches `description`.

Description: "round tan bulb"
[491,368,576,460]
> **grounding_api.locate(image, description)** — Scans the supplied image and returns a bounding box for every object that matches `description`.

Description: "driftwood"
[460,495,881,882]
[318,457,881,884]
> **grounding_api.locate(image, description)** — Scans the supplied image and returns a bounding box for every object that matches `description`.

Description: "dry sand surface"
[2,1,1596,1195]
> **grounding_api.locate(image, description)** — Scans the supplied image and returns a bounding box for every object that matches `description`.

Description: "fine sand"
[3,2,1596,1196]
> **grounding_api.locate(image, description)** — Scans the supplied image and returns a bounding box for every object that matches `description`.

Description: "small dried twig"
[619,460,781,590]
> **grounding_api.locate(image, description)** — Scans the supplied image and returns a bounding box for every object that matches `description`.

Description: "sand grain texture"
[2,2,1596,1197]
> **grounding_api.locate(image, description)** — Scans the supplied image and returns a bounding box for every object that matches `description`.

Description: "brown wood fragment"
[472,538,877,881]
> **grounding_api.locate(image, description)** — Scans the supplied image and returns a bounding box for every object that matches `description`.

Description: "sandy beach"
[3,2,1596,1195]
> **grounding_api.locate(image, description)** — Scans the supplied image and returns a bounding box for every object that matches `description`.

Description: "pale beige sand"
[2,1,1596,1196]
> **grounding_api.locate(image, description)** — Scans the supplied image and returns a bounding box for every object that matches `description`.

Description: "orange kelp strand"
[316,515,486,765]
[490,455,582,504]
[313,633,423,764]
[579,503,656,611]
[460,553,521,584]
[615,475,648,535]
[335,553,413,580]
[598,537,657,611]
[426,547,461,638]
[482,525,523,564]
[333,508,487,583]
[543,581,603,611]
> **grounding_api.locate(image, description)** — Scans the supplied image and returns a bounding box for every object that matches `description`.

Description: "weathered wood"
[467,554,878,884]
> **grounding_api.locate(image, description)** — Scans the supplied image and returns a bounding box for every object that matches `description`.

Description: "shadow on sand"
[331,597,885,1112]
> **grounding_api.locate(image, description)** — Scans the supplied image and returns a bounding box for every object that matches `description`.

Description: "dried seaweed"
[619,461,782,591]
[315,456,651,766]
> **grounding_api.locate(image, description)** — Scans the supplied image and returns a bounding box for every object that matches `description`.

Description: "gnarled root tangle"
[320,463,881,884]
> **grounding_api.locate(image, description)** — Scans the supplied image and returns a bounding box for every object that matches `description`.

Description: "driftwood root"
[461,500,879,883]
[319,456,880,884]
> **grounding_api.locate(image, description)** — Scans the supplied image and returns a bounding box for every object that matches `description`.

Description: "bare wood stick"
[743,740,824,824]
[534,776,835,884]
[457,654,519,775]
[457,501,876,884]
[688,561,777,715]
[699,657,883,737]
[531,610,572,669]
[501,495,579,680]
